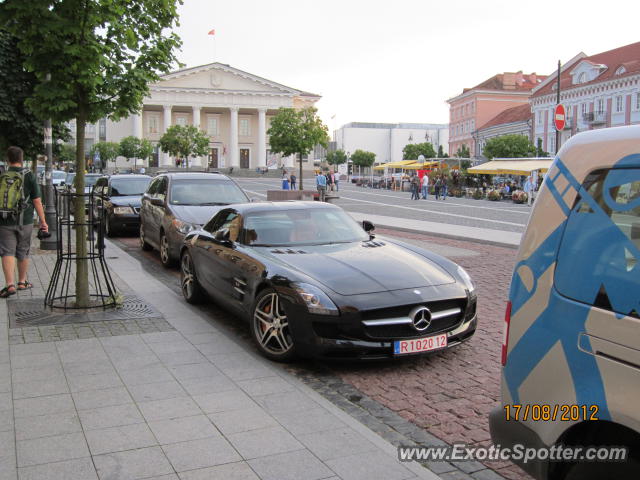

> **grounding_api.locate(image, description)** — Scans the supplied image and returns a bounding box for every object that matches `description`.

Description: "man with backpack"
[0,147,48,298]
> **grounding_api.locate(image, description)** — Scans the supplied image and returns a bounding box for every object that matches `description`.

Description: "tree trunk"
[299,152,303,190]
[74,108,89,308]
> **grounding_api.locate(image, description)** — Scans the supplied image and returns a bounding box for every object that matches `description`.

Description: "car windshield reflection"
[110,178,151,196]
[170,179,247,205]
[243,208,369,246]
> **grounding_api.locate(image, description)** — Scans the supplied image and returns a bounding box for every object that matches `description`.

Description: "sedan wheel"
[251,289,295,362]
[139,223,152,251]
[159,232,174,267]
[180,251,204,304]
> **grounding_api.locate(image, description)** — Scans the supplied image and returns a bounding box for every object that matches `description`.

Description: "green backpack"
[0,169,28,222]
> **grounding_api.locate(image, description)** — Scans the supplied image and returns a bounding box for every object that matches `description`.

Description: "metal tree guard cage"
[45,188,118,310]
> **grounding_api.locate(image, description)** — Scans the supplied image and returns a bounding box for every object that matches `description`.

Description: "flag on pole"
[208,29,215,36]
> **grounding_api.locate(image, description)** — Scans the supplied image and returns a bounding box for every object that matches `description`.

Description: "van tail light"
[501,301,512,366]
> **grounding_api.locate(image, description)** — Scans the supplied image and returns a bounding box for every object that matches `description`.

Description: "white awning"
[467,158,553,175]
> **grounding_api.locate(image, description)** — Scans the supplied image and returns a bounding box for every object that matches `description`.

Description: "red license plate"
[394,333,447,354]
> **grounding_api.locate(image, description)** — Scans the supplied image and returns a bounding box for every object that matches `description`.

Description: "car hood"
[171,205,224,225]
[110,195,142,208]
[258,241,456,295]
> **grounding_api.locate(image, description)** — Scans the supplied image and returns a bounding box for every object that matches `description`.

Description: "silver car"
[139,172,249,267]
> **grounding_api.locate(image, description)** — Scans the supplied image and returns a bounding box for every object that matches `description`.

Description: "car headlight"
[113,206,135,215]
[292,282,339,316]
[172,219,198,235]
[457,266,476,293]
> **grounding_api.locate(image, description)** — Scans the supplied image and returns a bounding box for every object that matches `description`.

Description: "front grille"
[362,299,466,339]
[133,207,141,214]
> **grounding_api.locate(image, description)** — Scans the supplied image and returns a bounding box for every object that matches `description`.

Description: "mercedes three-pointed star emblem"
[409,306,432,332]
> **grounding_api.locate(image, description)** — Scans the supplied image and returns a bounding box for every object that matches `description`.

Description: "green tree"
[0,0,182,307]
[137,138,154,167]
[402,142,436,160]
[483,134,536,160]
[326,149,347,166]
[350,149,376,176]
[56,144,76,168]
[535,137,549,157]
[90,141,119,172]
[119,136,141,169]
[267,107,329,190]
[159,125,209,170]
[455,144,470,158]
[0,30,69,160]
[437,145,445,158]
[460,160,471,170]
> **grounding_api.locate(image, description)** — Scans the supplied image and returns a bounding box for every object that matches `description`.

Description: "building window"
[578,72,587,84]
[207,115,219,136]
[147,114,160,134]
[581,103,588,116]
[239,118,251,136]
[615,66,626,75]
[537,111,542,125]
[636,93,640,111]
[615,96,624,113]
[176,115,188,126]
[596,99,604,114]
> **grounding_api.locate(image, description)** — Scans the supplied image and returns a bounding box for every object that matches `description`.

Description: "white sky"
[173,0,640,130]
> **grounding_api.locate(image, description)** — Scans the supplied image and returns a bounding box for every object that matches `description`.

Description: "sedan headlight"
[113,206,135,215]
[172,219,198,235]
[292,282,339,316]
[457,266,476,293]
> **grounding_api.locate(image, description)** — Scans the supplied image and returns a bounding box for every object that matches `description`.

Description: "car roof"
[108,174,150,180]
[222,201,340,214]
[159,172,231,181]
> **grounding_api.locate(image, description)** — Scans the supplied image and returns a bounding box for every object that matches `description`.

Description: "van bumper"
[489,406,550,480]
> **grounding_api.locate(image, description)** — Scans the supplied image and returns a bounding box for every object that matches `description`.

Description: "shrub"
[450,188,464,198]
[472,189,483,200]
[512,190,528,204]
[487,190,501,201]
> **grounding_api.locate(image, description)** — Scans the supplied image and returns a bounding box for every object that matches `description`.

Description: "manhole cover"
[8,295,164,328]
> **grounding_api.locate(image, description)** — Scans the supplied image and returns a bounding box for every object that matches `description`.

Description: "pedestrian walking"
[316,171,327,202]
[334,173,339,191]
[282,170,290,190]
[410,174,420,200]
[326,171,334,192]
[524,175,534,206]
[440,175,448,200]
[420,173,429,200]
[290,173,297,190]
[434,177,441,200]
[0,147,48,298]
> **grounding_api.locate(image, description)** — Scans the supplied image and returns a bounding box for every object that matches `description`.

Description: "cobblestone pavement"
[234,178,532,233]
[112,226,529,480]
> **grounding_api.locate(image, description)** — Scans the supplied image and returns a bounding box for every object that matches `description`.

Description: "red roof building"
[531,41,640,154]
[447,71,545,159]
[475,104,533,158]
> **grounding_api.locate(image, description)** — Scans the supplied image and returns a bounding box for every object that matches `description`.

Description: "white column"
[132,112,143,139]
[161,105,172,166]
[229,107,239,168]
[192,106,202,167]
[258,108,267,167]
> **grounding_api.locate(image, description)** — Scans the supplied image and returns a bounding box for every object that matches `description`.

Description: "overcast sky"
[173,0,640,130]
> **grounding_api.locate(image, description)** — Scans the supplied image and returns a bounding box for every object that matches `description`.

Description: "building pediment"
[153,62,302,95]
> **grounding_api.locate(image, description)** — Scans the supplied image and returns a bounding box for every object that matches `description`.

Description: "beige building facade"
[104,62,320,169]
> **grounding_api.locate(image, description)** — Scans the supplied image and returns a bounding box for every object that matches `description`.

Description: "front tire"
[180,250,204,304]
[159,231,174,267]
[251,289,296,362]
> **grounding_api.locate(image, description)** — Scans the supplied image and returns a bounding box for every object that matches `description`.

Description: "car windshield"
[53,171,66,180]
[85,175,100,187]
[110,178,151,196]
[243,208,369,246]
[169,179,248,205]
[66,173,75,183]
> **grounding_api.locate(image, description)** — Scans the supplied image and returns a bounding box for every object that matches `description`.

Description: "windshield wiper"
[198,202,229,206]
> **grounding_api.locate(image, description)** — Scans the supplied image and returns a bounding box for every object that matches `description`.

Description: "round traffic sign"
[554,104,566,131]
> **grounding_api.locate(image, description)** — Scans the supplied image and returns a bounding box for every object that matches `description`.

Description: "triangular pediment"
[155,63,300,94]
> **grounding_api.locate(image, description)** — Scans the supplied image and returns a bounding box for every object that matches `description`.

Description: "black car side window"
[146,177,160,196]
[157,178,168,201]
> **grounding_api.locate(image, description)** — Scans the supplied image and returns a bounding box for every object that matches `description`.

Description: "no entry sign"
[554,104,566,131]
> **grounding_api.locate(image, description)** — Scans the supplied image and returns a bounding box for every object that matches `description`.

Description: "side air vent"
[362,241,386,248]
[270,249,308,254]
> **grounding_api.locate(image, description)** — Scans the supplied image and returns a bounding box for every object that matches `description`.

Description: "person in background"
[316,170,327,202]
[282,170,290,190]
[410,174,420,200]
[334,172,339,192]
[524,175,533,206]
[326,170,334,192]
[434,176,442,200]
[440,175,448,200]
[290,173,296,190]
[420,173,429,200]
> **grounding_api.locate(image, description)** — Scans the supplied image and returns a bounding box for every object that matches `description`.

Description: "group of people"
[281,170,297,190]
[315,170,339,202]
[409,173,449,201]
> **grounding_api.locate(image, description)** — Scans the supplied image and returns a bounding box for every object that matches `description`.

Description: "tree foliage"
[119,136,141,161]
[350,149,376,168]
[455,144,470,158]
[483,134,536,160]
[267,107,329,189]
[437,145,446,158]
[402,142,436,160]
[138,138,154,162]
[326,149,347,166]
[0,0,182,307]
[90,141,119,169]
[159,125,209,168]
[57,144,76,166]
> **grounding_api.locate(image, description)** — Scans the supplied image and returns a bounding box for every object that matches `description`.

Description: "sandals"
[17,281,33,290]
[0,285,16,298]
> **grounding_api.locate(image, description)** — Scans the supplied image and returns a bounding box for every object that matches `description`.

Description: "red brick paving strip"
[331,228,531,480]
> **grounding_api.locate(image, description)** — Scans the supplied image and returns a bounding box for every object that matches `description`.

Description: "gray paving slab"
[155,349,208,366]
[17,457,98,480]
[177,374,237,396]
[128,379,188,403]
[177,461,260,480]
[247,449,335,480]
[12,364,65,383]
[66,371,123,393]
[298,427,379,461]
[72,386,133,411]
[93,446,174,480]
[137,396,202,422]
[0,456,16,480]
[117,364,174,386]
[148,414,220,445]
[13,393,75,418]
[228,424,304,459]
[12,377,69,399]
[16,432,90,467]
[162,436,242,472]
[15,412,81,440]
[168,362,224,382]
[78,403,145,431]
[254,389,321,415]
[192,389,258,414]
[208,407,279,435]
[85,423,158,455]
[237,375,297,397]
[326,451,416,480]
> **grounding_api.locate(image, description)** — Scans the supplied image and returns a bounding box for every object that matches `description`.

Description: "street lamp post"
[41,114,57,250]
[346,151,351,183]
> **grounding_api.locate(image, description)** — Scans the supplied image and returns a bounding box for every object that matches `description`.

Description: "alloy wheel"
[253,292,292,355]
[160,233,170,264]
[181,253,194,298]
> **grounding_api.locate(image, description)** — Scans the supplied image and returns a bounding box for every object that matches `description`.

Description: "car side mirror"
[214,228,231,243]
[150,197,164,207]
[362,220,375,233]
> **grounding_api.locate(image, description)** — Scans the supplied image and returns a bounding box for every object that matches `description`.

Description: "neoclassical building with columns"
[102,62,320,169]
